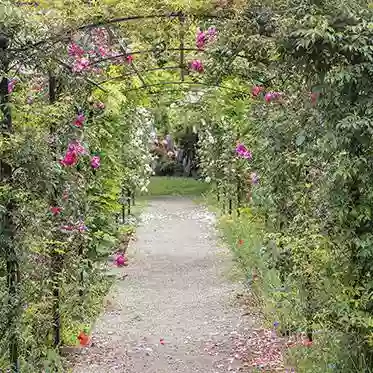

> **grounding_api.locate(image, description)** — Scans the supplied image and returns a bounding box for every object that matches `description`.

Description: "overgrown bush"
[198,1,373,371]
[0,4,153,370]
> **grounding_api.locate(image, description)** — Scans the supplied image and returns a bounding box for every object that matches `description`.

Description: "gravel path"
[72,197,251,373]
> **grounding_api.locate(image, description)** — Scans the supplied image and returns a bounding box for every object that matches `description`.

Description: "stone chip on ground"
[71,197,266,373]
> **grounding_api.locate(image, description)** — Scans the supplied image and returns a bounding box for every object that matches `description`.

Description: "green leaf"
[296,133,306,146]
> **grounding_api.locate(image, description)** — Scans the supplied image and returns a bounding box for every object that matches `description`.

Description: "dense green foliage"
[0,2,154,371]
[196,1,373,371]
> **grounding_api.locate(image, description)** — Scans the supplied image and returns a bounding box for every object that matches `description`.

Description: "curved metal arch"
[99,66,181,84]
[88,48,203,67]
[124,81,251,96]
[78,11,225,30]
[144,86,250,108]
[87,48,249,70]
[11,12,227,53]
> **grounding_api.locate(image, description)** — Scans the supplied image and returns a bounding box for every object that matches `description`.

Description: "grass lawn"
[142,176,211,197]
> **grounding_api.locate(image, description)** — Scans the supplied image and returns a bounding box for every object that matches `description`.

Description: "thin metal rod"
[127,189,131,215]
[78,12,224,30]
[124,81,251,96]
[98,66,180,84]
[87,49,249,70]
[80,12,181,30]
[121,186,126,222]
[88,48,203,67]
[237,178,241,217]
[122,202,125,222]
[48,73,62,349]
[10,13,226,53]
[179,13,186,81]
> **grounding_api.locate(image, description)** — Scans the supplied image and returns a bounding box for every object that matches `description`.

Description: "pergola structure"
[8,11,253,96]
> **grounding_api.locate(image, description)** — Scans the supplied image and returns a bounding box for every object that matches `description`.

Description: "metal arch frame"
[10,12,227,53]
[87,48,249,68]
[89,48,193,66]
[78,11,224,30]
[9,11,246,95]
[127,85,248,114]
[89,47,251,89]
[7,11,229,94]
[98,66,180,84]
[123,81,251,96]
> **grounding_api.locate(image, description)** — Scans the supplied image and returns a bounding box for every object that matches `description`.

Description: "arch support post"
[0,33,20,373]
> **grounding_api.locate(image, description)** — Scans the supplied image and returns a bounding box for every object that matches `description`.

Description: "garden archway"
[2,1,373,372]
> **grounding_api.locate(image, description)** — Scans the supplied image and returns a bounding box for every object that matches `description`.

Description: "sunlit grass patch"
[143,176,211,197]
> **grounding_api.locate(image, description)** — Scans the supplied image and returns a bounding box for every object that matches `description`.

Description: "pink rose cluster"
[90,28,124,62]
[59,139,101,170]
[188,26,218,73]
[196,26,218,49]
[90,155,100,169]
[68,29,133,73]
[189,59,204,73]
[8,78,17,94]
[73,113,85,128]
[115,253,129,267]
[252,85,282,103]
[235,144,260,184]
[60,140,86,167]
[252,85,319,105]
[265,91,282,103]
[68,43,91,73]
